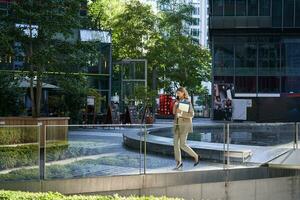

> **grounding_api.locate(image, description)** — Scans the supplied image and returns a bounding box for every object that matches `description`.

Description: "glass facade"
[281,40,300,71]
[258,76,280,93]
[236,0,246,16]
[210,0,300,122]
[212,0,223,16]
[283,0,294,27]
[210,0,300,28]
[214,43,234,69]
[282,77,300,93]
[296,0,300,27]
[248,0,258,16]
[259,0,270,16]
[235,76,256,93]
[213,36,300,93]
[224,0,235,16]
[272,0,282,27]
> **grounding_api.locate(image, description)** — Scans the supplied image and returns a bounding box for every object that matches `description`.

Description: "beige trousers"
[173,124,198,163]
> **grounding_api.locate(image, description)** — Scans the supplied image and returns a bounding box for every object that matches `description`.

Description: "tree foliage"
[0,73,25,116]
[89,0,211,96]
[0,0,100,117]
[89,0,156,60]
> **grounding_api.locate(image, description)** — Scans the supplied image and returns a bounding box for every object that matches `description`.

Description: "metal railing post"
[223,123,226,169]
[296,122,299,150]
[139,124,142,175]
[144,124,147,174]
[38,123,45,180]
[227,123,230,167]
[37,124,41,180]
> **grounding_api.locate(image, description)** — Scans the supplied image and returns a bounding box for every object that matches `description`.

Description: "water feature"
[150,124,295,146]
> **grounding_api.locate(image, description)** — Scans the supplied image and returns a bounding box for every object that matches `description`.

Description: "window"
[80,2,88,16]
[283,0,294,27]
[282,77,300,93]
[248,0,258,16]
[160,3,171,11]
[281,41,300,70]
[214,76,234,84]
[235,76,256,93]
[80,9,87,16]
[212,0,223,16]
[224,0,234,16]
[296,0,300,27]
[258,76,280,93]
[192,38,200,44]
[0,2,7,10]
[259,0,270,16]
[192,6,200,15]
[272,0,282,27]
[236,0,246,16]
[192,18,200,25]
[0,2,9,16]
[191,28,200,37]
[214,43,234,68]
[235,43,257,69]
[258,43,280,69]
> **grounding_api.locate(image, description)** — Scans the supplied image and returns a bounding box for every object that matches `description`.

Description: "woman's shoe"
[173,162,183,170]
[194,155,200,167]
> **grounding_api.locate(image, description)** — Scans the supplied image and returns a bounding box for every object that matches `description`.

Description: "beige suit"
[172,99,197,163]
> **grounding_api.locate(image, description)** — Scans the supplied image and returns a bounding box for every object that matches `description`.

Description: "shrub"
[0,145,39,170]
[0,190,182,200]
[0,127,38,145]
[0,143,69,170]
[0,128,22,145]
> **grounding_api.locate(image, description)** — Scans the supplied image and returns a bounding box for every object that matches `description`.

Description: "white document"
[178,102,190,112]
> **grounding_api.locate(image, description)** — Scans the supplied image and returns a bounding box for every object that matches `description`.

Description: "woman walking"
[172,87,200,170]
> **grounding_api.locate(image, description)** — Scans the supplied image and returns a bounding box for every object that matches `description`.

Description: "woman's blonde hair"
[176,87,189,99]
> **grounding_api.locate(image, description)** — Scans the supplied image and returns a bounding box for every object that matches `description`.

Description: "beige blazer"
[173,99,194,133]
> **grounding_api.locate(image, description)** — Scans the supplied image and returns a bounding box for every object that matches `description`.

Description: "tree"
[0,0,96,117]
[0,73,25,116]
[57,75,88,124]
[147,0,211,103]
[88,0,211,105]
[88,0,125,30]
[89,0,157,60]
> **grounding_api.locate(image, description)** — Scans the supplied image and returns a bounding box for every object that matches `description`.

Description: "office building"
[140,0,209,46]
[210,0,300,122]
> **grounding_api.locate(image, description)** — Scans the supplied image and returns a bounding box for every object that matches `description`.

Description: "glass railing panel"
[145,122,228,173]
[228,122,295,167]
[297,122,300,149]
[44,124,143,180]
[0,125,40,181]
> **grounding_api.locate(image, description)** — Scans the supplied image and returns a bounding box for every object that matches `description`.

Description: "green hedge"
[0,142,116,171]
[0,143,70,170]
[0,190,182,200]
[0,127,38,145]
[0,155,142,181]
[0,145,39,170]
